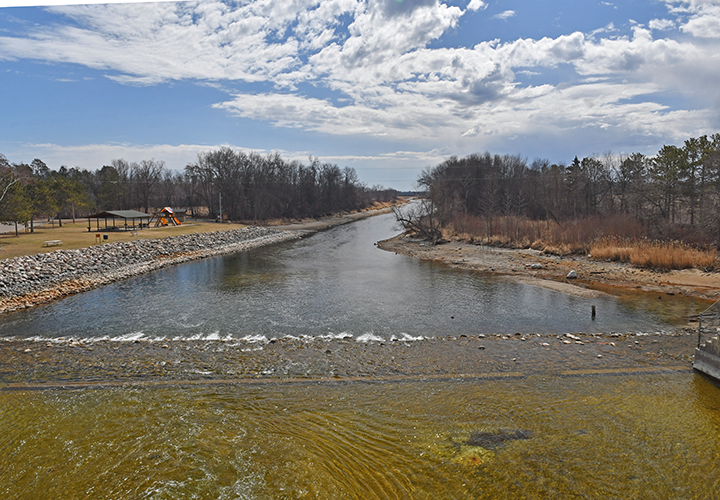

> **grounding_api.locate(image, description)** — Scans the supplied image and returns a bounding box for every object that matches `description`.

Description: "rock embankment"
[0,227,305,314]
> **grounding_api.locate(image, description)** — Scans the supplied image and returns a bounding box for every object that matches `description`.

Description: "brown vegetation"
[590,237,717,271]
[431,212,718,270]
[441,213,640,253]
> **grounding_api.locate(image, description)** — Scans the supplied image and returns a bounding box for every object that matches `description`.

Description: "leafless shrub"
[393,199,443,243]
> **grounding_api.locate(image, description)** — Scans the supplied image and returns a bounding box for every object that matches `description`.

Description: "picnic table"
[42,240,63,247]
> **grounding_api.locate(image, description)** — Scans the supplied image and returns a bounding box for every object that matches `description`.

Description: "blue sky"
[2,0,720,190]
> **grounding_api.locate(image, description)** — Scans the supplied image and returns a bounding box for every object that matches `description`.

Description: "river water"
[0,212,688,341]
[1,212,719,499]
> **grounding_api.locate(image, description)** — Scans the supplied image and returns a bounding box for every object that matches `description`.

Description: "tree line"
[407,134,720,245]
[0,148,398,234]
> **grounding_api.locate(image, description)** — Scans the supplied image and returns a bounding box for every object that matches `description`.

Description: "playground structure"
[151,207,183,227]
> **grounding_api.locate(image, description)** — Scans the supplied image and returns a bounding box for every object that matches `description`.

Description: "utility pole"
[218,191,222,223]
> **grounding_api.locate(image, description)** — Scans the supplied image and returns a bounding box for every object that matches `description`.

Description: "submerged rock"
[452,445,495,465]
[465,429,533,450]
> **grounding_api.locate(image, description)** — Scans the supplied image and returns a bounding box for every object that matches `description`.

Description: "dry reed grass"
[590,237,717,270]
[443,213,717,270]
[588,237,634,262]
[444,213,643,256]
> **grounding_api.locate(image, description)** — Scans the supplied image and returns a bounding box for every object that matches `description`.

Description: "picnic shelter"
[86,210,151,232]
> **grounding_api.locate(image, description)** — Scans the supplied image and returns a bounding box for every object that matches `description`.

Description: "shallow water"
[0,213,703,342]
[2,373,719,499]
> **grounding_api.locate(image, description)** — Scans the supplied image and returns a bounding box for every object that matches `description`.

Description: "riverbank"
[0,227,306,315]
[0,329,698,390]
[0,202,403,260]
[378,234,720,304]
[0,205,403,315]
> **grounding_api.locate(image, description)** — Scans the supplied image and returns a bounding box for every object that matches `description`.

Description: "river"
[1,212,719,499]
[0,212,682,341]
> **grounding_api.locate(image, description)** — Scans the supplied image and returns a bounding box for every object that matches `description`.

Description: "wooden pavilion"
[86,210,151,232]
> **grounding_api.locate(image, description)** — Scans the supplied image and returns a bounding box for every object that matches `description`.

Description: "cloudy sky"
[1,0,719,190]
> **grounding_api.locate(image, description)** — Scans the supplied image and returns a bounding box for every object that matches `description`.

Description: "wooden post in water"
[591,305,596,320]
[698,324,702,348]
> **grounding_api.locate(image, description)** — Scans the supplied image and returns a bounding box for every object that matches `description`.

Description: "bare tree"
[0,176,18,205]
[111,159,132,209]
[132,159,165,214]
[392,199,443,243]
[0,154,19,204]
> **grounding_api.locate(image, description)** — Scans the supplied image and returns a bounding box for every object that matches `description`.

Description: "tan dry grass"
[443,213,716,270]
[445,213,643,256]
[0,220,247,260]
[630,242,717,270]
[588,237,635,262]
[590,237,717,270]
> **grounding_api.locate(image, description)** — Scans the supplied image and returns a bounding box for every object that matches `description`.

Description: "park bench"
[42,240,63,247]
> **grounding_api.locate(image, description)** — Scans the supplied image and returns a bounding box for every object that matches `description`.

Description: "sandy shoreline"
[378,234,720,304]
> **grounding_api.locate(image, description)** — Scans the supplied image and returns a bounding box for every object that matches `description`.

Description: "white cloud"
[648,18,676,30]
[214,89,462,140]
[681,10,720,37]
[0,0,176,6]
[0,1,338,83]
[4,142,224,171]
[662,0,720,37]
[494,10,515,20]
[466,0,486,12]
[2,0,720,172]
[309,0,462,79]
[590,22,616,38]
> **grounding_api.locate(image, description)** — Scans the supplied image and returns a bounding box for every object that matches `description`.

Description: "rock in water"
[465,429,533,450]
[566,270,578,279]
